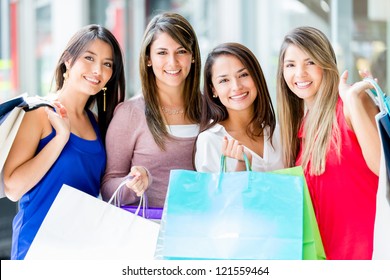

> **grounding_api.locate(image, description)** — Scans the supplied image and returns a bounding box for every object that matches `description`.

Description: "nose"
[232,78,243,91]
[92,63,103,75]
[295,65,307,77]
[167,54,178,66]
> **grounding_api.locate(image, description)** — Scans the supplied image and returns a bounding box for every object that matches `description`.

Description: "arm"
[3,103,70,201]
[194,131,223,172]
[339,70,380,175]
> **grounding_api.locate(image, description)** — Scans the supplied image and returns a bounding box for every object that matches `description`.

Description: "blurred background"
[0,0,389,259]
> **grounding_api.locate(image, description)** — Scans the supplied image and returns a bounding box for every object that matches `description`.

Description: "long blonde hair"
[276,26,341,175]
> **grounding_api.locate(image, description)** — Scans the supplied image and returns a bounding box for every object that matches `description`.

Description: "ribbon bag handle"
[364,77,390,115]
[108,178,146,217]
[217,154,252,192]
[219,153,251,173]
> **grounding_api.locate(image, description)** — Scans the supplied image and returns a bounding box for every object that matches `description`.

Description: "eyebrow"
[85,50,114,62]
[154,46,186,51]
[215,67,246,78]
[284,58,311,63]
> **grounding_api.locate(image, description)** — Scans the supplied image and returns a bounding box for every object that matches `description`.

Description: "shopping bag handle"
[107,179,145,217]
[220,153,251,172]
[364,77,390,115]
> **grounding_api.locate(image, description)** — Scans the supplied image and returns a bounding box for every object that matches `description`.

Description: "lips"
[85,76,100,84]
[165,69,181,75]
[295,81,312,88]
[230,92,249,100]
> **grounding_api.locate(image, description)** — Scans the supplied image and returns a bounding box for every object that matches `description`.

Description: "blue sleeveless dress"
[11,110,106,259]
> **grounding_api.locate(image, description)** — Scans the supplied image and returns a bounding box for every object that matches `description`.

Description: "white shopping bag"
[25,184,160,260]
[373,111,390,259]
[1,93,54,199]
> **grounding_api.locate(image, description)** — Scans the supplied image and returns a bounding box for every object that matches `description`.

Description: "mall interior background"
[0,0,389,259]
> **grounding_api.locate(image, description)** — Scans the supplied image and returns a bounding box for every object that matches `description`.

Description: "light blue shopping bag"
[155,156,304,260]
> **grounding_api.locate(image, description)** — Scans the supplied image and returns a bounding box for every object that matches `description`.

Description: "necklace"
[161,106,184,115]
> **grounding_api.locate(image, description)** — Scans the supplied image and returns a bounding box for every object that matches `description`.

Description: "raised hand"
[338,70,374,105]
[45,101,71,144]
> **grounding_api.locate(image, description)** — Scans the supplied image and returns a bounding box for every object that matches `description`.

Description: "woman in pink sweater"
[101,12,202,208]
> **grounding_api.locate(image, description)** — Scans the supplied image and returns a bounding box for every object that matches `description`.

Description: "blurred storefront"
[1,0,388,101]
[0,0,389,259]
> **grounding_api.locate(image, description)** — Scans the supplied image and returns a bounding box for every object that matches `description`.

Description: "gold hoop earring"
[102,87,107,112]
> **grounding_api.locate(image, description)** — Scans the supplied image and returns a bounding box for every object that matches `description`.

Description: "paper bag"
[25,184,160,260]
[271,166,326,260]
[363,78,390,259]
[155,164,304,260]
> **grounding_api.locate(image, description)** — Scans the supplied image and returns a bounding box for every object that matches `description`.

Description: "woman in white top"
[195,42,284,172]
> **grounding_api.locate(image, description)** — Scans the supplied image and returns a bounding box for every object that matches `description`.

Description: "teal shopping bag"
[155,157,304,260]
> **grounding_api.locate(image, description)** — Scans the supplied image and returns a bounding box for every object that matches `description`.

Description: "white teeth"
[296,82,311,87]
[165,70,180,75]
[230,92,248,99]
[85,77,99,84]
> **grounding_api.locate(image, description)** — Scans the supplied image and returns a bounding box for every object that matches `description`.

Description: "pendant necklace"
[161,106,184,115]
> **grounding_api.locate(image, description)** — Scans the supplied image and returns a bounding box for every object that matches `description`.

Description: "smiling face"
[148,32,193,92]
[66,39,113,96]
[211,54,257,114]
[282,44,323,108]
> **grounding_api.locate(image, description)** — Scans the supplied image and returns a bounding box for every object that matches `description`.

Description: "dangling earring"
[102,87,107,112]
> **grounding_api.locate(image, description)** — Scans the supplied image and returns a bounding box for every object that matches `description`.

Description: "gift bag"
[121,204,163,220]
[1,94,54,199]
[364,78,390,259]
[155,156,304,260]
[25,184,160,260]
[271,166,325,260]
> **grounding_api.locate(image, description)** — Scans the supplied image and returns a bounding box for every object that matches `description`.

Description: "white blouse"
[166,124,200,137]
[195,123,284,172]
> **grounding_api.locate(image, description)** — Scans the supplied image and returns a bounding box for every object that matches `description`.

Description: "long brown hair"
[139,12,202,150]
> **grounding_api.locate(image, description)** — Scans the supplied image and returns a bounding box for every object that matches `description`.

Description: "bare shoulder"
[22,106,52,138]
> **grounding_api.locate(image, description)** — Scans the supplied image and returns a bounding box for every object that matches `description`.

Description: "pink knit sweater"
[101,95,197,208]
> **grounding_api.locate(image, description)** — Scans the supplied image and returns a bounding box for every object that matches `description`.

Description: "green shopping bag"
[271,166,326,260]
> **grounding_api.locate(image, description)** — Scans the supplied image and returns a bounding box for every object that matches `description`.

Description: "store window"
[36,3,52,95]
[7,0,390,102]
[0,0,18,102]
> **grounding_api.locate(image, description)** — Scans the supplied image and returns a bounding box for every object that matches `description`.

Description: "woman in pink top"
[276,26,380,259]
[101,12,202,208]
